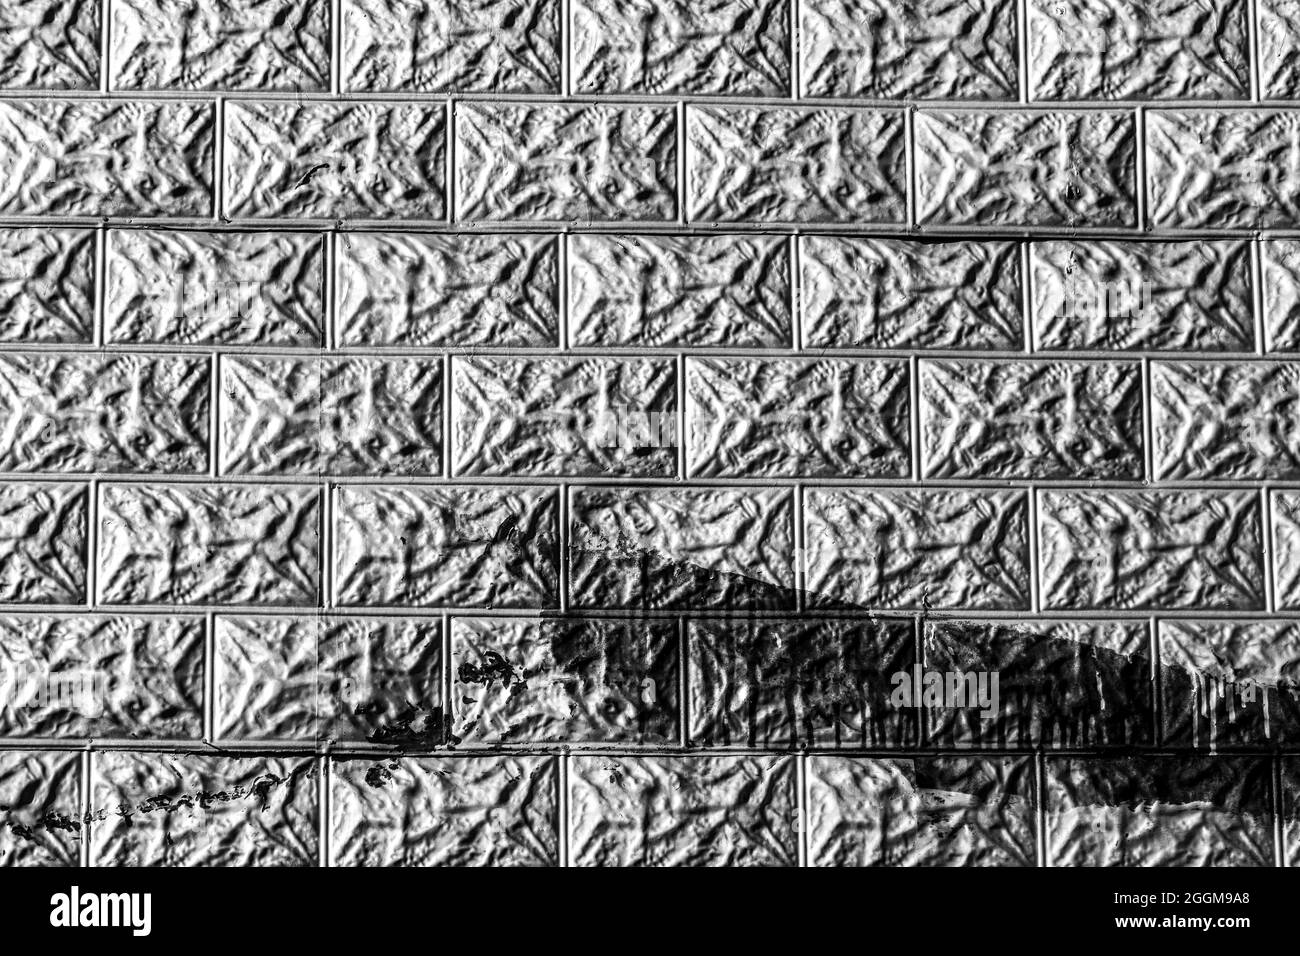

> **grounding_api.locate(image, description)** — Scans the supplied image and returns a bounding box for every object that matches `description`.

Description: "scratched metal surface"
[0,0,1297,867]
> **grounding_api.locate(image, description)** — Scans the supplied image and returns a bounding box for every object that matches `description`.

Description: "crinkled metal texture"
[0,0,1297,868]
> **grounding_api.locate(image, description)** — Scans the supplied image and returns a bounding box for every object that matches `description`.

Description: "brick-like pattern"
[2,0,1300,869]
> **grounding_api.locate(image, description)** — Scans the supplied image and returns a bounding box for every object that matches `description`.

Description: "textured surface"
[4,1,1300,871]
[1027,0,1249,100]
[111,0,329,91]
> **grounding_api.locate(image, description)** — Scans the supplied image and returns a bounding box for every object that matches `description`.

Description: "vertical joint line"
[1141,357,1154,482]
[1264,485,1276,614]
[1253,236,1268,354]
[1249,0,1263,102]
[790,233,802,351]
[909,354,921,481]
[442,353,453,480]
[561,0,572,98]
[1021,241,1034,353]
[559,232,570,351]
[558,483,570,613]
[677,353,687,480]
[905,108,916,231]
[558,752,571,867]
[1027,486,1041,614]
[319,755,331,867]
[1016,0,1030,103]
[796,754,808,868]
[210,352,221,478]
[678,615,689,749]
[441,610,452,749]
[204,610,216,744]
[789,0,799,100]
[322,481,334,611]
[1135,107,1148,231]
[214,96,226,222]
[323,228,335,352]
[1035,751,1047,867]
[794,483,807,612]
[80,749,93,866]
[331,0,343,95]
[93,225,107,348]
[100,0,111,94]
[445,99,456,224]
[86,478,99,609]
[677,101,687,225]
[1149,616,1162,748]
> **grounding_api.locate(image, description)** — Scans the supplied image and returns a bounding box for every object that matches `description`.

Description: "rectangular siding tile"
[919,359,1144,479]
[923,620,1153,749]
[1260,0,1300,99]
[1159,621,1300,749]
[98,484,321,607]
[686,356,910,478]
[337,233,558,348]
[333,485,559,609]
[800,236,1023,351]
[0,751,81,866]
[1039,490,1265,610]
[1153,362,1300,479]
[215,616,441,744]
[572,0,790,96]
[688,617,917,749]
[568,234,791,348]
[1045,756,1274,866]
[455,103,676,223]
[1030,239,1253,351]
[687,106,906,224]
[1148,111,1300,229]
[451,356,677,478]
[568,754,797,866]
[224,101,446,221]
[1027,0,1249,100]
[569,485,795,611]
[1271,491,1300,609]
[0,483,87,605]
[106,230,324,346]
[915,110,1137,227]
[220,356,442,477]
[0,0,99,90]
[90,752,319,866]
[1284,759,1300,865]
[451,617,679,745]
[800,0,1018,100]
[330,755,559,866]
[1264,239,1300,352]
[110,0,329,91]
[808,756,1037,867]
[803,488,1031,610]
[0,228,95,343]
[0,100,213,217]
[0,614,203,739]
[343,0,560,93]
[0,354,210,474]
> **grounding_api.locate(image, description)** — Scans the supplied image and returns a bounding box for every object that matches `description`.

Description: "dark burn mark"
[91,772,287,824]
[364,762,400,788]
[366,702,458,749]
[294,162,329,188]
[0,543,1295,850]
[493,513,521,545]
[1,772,293,849]
[40,810,82,833]
[458,650,524,693]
